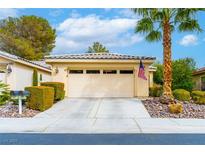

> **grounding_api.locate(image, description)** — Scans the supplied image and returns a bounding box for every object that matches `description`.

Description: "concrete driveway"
[35,98,150,119]
[32,98,149,133]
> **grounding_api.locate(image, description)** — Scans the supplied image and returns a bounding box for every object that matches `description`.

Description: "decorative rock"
[159,95,174,104]
[142,97,205,119]
[0,102,40,118]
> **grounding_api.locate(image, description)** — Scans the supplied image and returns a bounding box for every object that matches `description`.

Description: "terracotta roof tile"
[0,50,51,70]
[45,52,156,60]
[193,67,205,75]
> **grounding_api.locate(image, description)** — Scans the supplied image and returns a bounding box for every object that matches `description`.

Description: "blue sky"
[0,8,205,68]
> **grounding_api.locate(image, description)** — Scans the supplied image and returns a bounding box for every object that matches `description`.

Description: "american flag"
[138,60,147,80]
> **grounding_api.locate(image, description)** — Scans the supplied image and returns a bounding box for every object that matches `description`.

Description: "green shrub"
[168,103,183,114]
[191,91,205,97]
[0,81,10,105]
[32,69,38,86]
[149,84,163,97]
[191,91,205,104]
[173,89,191,101]
[40,82,65,101]
[25,86,54,111]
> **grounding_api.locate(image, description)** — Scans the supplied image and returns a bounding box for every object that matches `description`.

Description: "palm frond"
[178,19,202,32]
[135,18,154,33]
[145,31,162,42]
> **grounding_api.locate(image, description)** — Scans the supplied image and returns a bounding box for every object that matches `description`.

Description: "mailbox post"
[10,91,30,114]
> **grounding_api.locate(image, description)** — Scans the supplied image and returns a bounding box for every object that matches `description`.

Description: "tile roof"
[45,52,156,60]
[0,50,51,71]
[193,67,205,75]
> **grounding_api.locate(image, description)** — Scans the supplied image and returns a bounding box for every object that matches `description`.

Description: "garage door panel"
[68,74,134,97]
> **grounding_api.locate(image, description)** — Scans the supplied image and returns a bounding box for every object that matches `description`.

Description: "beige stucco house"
[193,67,205,91]
[45,53,156,98]
[0,51,52,90]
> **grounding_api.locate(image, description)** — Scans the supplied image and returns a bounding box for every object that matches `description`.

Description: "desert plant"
[149,83,163,97]
[191,90,205,104]
[0,81,10,105]
[168,103,183,114]
[173,89,191,101]
[25,86,54,111]
[32,69,38,86]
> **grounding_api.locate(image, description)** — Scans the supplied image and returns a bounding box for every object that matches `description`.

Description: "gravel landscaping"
[142,98,205,119]
[0,102,40,118]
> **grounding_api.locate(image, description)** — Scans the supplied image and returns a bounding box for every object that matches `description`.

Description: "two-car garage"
[67,69,134,97]
[45,53,156,98]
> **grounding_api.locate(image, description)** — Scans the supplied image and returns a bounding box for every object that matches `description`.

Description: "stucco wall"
[49,62,153,97]
[0,57,51,90]
[193,74,205,90]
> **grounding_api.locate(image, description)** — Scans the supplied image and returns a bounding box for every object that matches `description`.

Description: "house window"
[201,77,205,91]
[86,70,100,74]
[120,70,133,74]
[69,70,83,74]
[103,70,117,74]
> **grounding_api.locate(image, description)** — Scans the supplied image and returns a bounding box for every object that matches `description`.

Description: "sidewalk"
[1,117,205,133]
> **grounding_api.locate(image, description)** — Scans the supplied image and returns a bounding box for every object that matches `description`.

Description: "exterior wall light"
[7,64,12,74]
[55,67,59,74]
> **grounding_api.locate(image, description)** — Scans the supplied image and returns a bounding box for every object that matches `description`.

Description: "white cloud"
[54,14,142,52]
[0,9,18,19]
[118,9,139,19]
[179,34,198,46]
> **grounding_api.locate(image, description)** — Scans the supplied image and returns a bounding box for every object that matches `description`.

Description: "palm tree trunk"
[163,21,172,97]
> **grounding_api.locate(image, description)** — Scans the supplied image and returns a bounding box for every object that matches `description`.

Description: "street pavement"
[1,133,205,145]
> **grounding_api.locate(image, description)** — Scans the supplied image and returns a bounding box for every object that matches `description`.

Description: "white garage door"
[67,70,134,98]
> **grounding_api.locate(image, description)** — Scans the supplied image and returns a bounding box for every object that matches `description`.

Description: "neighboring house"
[0,51,52,90]
[45,53,156,97]
[193,67,205,91]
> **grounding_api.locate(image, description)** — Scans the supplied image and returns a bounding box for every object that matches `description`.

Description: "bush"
[168,103,183,114]
[0,81,10,105]
[173,89,191,101]
[191,91,205,104]
[32,69,38,86]
[40,82,65,101]
[25,86,54,111]
[149,84,163,97]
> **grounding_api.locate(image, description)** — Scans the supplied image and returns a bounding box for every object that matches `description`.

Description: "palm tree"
[132,9,204,98]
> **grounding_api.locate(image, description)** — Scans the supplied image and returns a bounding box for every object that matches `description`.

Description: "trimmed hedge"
[173,89,191,101]
[32,69,38,86]
[41,82,65,101]
[149,84,163,97]
[191,91,205,104]
[25,86,54,111]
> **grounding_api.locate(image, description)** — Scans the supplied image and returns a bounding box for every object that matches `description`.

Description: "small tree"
[87,42,109,53]
[0,81,10,105]
[32,69,38,86]
[172,58,196,91]
[153,58,196,91]
[153,62,163,85]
